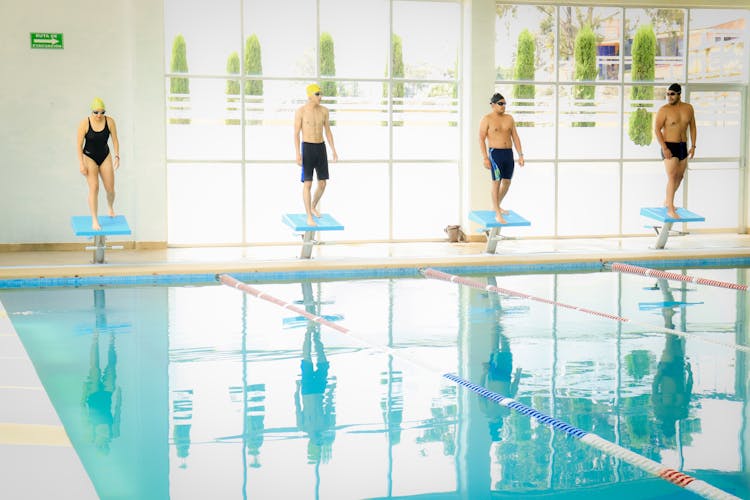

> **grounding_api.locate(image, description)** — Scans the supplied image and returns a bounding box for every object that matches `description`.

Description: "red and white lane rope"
[606,262,748,291]
[220,273,741,500]
[421,268,750,354]
[218,274,348,334]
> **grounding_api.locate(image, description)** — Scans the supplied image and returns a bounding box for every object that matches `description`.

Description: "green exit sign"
[30,32,64,49]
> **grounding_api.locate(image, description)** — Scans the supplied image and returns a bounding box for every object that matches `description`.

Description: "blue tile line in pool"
[1,256,749,289]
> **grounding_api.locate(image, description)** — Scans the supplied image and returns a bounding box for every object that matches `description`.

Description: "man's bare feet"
[498,207,509,214]
[92,219,102,231]
[495,211,507,224]
[667,209,680,219]
[306,216,318,226]
[311,207,321,218]
[108,208,116,217]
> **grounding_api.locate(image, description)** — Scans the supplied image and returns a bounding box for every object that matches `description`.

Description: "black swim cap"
[668,83,681,94]
[490,93,504,104]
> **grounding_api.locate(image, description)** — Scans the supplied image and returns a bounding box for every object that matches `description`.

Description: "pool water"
[2,267,749,499]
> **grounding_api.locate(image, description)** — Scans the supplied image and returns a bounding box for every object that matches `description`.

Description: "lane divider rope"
[445,374,739,500]
[420,268,750,354]
[605,262,747,291]
[217,273,740,500]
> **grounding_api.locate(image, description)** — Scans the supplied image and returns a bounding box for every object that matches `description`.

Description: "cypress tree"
[513,29,536,127]
[628,25,656,146]
[382,34,405,126]
[573,26,597,127]
[319,32,337,97]
[244,34,263,96]
[170,34,189,94]
[391,34,404,99]
[169,34,190,124]
[226,51,240,95]
[226,52,240,125]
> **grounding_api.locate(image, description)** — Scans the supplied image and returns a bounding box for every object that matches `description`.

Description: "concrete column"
[461,0,497,237]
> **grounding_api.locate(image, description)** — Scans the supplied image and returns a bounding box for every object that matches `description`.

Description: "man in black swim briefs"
[77,97,121,230]
[294,84,339,226]
[654,83,697,219]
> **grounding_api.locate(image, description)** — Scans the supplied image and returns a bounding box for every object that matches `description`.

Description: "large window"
[164,3,748,244]
[495,5,748,237]
[165,0,461,245]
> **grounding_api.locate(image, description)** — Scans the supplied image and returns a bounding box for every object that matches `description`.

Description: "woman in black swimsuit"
[77,97,120,230]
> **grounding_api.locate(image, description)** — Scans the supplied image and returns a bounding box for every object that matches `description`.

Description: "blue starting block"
[640,207,705,249]
[638,300,703,311]
[282,213,344,259]
[71,215,131,263]
[469,210,531,254]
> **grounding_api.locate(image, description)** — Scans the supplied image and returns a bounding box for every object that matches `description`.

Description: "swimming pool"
[1,265,748,499]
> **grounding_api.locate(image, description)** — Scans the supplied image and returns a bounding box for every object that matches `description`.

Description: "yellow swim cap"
[306,84,321,96]
[91,97,105,111]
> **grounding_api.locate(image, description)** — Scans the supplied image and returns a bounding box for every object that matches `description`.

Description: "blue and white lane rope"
[218,273,740,500]
[445,374,739,500]
[421,268,750,354]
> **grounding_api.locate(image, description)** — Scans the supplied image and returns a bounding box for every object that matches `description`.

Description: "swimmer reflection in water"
[81,290,122,455]
[652,279,693,442]
[294,322,337,464]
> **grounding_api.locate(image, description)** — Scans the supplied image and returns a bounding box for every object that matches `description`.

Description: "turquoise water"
[2,267,749,499]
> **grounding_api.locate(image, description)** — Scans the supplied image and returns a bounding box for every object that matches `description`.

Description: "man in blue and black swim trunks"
[654,83,697,219]
[294,84,339,226]
[479,93,525,223]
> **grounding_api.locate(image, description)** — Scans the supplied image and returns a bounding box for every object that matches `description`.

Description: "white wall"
[0,0,165,244]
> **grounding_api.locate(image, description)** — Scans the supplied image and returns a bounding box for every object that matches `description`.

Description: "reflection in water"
[652,279,694,447]
[225,383,267,468]
[171,389,193,468]
[416,385,458,456]
[653,334,694,441]
[479,290,522,443]
[295,283,337,465]
[245,384,267,468]
[380,367,403,445]
[80,289,122,455]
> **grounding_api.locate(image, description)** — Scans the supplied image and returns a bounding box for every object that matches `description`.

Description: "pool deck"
[0,233,749,498]
[1,233,750,281]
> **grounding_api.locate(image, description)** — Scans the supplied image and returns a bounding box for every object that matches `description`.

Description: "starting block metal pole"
[93,235,106,264]
[300,231,316,259]
[485,227,501,254]
[85,235,125,264]
[654,221,673,249]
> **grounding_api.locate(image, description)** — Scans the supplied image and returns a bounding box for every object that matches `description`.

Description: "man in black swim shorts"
[294,84,339,226]
[654,83,697,219]
[478,93,525,223]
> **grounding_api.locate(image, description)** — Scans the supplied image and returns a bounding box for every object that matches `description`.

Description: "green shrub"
[226,51,240,95]
[628,25,656,146]
[573,26,596,127]
[513,29,536,127]
[244,34,263,96]
[319,32,337,97]
[169,34,190,124]
[225,52,240,125]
